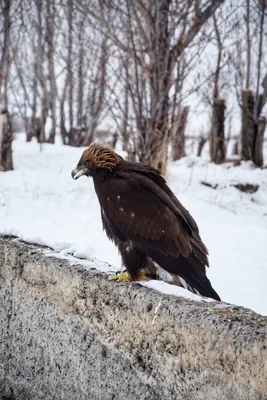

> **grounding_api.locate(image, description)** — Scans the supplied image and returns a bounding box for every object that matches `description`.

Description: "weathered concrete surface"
[0,237,267,400]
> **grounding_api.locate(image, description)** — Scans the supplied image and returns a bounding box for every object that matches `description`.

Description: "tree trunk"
[241,90,255,161]
[197,136,207,157]
[28,55,39,142]
[76,17,85,128]
[210,98,226,163]
[0,0,12,170]
[77,50,84,128]
[148,0,170,174]
[67,0,74,140]
[46,0,57,144]
[0,107,13,171]
[172,106,189,161]
[36,0,47,144]
[81,38,108,146]
[111,132,118,148]
[40,79,48,144]
[60,77,68,145]
[0,0,11,90]
[232,139,239,156]
[150,130,169,176]
[121,56,129,152]
[253,116,266,167]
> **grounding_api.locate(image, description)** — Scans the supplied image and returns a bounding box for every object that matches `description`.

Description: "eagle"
[72,142,220,301]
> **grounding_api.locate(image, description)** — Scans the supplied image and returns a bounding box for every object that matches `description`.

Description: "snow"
[1,134,267,315]
[141,281,214,303]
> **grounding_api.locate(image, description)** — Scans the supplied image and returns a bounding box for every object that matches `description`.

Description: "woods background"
[0,0,267,173]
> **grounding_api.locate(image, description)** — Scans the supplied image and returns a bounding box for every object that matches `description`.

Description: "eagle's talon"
[108,271,132,281]
[107,274,119,281]
[108,271,149,282]
[135,272,149,281]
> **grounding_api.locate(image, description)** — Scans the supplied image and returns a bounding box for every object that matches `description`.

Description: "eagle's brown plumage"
[72,142,220,301]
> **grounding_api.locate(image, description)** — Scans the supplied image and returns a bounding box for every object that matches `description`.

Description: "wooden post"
[253,116,266,167]
[197,136,207,157]
[111,132,118,149]
[0,106,13,171]
[241,90,255,161]
[210,98,226,163]
[232,139,239,156]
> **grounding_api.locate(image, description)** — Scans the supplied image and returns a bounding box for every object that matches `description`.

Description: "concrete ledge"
[0,237,267,400]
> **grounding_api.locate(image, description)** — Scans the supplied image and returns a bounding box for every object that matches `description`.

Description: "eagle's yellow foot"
[108,271,148,282]
[108,271,132,281]
[136,271,149,281]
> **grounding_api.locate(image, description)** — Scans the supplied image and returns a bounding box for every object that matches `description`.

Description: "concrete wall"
[0,237,267,400]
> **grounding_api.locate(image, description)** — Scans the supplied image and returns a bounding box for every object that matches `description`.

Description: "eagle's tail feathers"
[177,275,201,296]
[180,270,221,301]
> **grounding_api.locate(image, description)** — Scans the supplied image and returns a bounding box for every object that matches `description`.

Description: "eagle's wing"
[99,174,207,267]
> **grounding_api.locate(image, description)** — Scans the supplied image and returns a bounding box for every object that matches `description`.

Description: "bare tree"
[76,0,225,172]
[0,0,13,171]
[209,14,226,163]
[171,106,189,161]
[56,1,111,146]
[81,37,109,145]
[67,0,74,143]
[9,1,46,143]
[46,0,58,143]
[10,0,263,174]
[235,0,267,167]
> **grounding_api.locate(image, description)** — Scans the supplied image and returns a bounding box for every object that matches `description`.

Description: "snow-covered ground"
[1,134,267,315]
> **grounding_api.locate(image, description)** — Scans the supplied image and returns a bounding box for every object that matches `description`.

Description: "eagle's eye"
[71,162,90,180]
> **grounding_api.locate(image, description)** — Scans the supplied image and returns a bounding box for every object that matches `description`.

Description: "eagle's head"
[71,142,123,180]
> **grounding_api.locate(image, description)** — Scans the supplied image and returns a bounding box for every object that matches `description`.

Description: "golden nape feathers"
[80,142,123,170]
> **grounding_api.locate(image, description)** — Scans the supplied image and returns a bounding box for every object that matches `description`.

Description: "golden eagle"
[72,143,220,301]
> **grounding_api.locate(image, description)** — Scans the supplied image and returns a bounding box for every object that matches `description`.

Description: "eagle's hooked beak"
[71,166,87,180]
